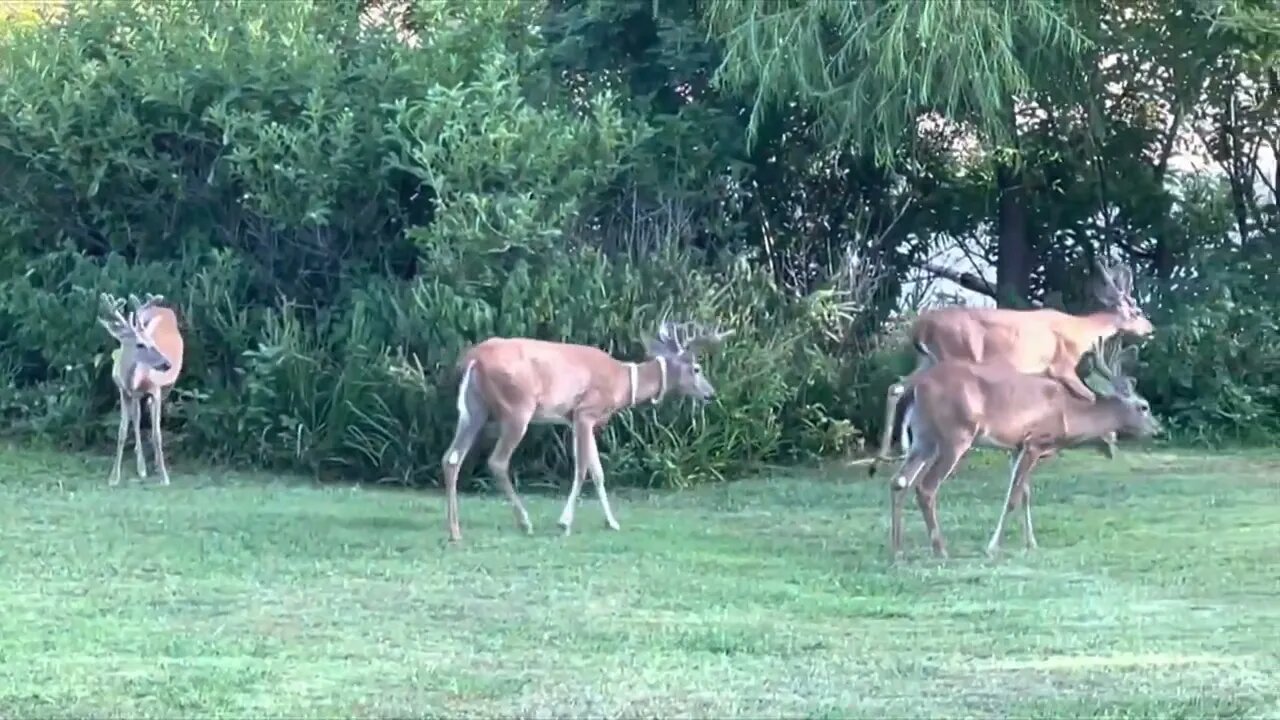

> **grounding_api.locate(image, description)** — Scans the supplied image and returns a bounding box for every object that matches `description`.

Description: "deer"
[440,321,734,542]
[97,292,186,486]
[878,345,1160,560]
[874,259,1154,465]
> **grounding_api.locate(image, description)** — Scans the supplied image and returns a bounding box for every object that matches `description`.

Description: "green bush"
[1141,266,1280,443]
[0,1,872,488]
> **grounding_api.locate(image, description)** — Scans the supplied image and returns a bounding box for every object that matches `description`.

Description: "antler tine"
[98,292,132,333]
[1116,342,1140,375]
[1091,336,1122,380]
[1114,264,1134,295]
[670,320,697,354]
[655,317,676,343]
[1094,257,1121,293]
[1092,338,1140,396]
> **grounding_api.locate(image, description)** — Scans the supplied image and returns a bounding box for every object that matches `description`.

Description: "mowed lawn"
[0,445,1278,718]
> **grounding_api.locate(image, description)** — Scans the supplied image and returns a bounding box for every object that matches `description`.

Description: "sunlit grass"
[0,445,1277,718]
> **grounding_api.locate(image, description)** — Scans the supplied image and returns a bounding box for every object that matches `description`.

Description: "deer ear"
[1111,374,1137,397]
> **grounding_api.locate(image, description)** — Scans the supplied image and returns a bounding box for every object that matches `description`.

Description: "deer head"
[1092,343,1160,440]
[99,292,173,374]
[644,320,735,402]
[1092,259,1154,338]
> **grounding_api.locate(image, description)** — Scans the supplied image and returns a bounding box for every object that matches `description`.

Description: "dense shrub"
[0,0,1273,493]
[0,1,873,489]
[1141,263,1280,443]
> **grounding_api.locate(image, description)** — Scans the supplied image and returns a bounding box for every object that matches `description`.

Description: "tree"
[702,0,1094,305]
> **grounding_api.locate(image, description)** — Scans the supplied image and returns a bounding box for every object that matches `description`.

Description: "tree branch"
[919,262,997,298]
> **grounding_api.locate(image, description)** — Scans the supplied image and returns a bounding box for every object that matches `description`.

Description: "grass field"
[1,444,1278,718]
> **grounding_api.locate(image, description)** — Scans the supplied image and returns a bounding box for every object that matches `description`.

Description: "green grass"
[1,445,1278,718]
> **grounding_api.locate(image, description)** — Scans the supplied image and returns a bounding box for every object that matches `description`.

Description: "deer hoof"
[985,543,1001,559]
[605,520,620,532]
[558,520,572,536]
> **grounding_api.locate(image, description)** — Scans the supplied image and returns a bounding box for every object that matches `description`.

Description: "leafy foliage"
[0,0,1276,491]
[0,0,869,489]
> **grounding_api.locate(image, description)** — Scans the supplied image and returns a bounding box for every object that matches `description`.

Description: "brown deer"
[98,292,186,485]
[440,321,734,542]
[879,347,1160,560]
[875,260,1153,464]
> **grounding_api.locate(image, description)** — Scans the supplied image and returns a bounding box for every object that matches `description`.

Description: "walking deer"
[441,321,734,542]
[98,292,185,485]
[876,260,1153,463]
[880,348,1159,560]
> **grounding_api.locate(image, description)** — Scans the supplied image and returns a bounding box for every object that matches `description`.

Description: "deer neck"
[113,345,145,394]
[625,357,669,408]
[1061,396,1123,443]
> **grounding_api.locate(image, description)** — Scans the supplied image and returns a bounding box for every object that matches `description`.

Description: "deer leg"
[557,420,593,535]
[132,395,147,479]
[986,447,1042,556]
[149,391,170,485]
[1018,458,1045,550]
[487,413,534,535]
[878,383,906,460]
[889,451,933,558]
[109,390,129,486]
[1099,432,1118,459]
[914,444,966,559]
[440,402,489,543]
[585,429,620,531]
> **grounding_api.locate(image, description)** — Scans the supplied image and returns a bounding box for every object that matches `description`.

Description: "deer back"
[915,307,1084,373]
[136,306,184,389]
[465,338,627,422]
[912,360,1083,447]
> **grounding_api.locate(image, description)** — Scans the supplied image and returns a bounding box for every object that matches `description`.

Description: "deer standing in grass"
[875,260,1153,464]
[440,322,734,542]
[878,347,1160,560]
[98,293,185,486]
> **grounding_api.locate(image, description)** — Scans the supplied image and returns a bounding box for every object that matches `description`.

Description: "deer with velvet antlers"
[98,292,185,486]
[874,259,1154,464]
[440,321,734,542]
[879,344,1160,560]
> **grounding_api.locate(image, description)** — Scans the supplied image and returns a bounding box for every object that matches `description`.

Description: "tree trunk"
[995,162,1032,307]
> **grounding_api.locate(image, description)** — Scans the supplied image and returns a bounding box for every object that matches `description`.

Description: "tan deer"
[875,259,1154,463]
[879,347,1159,560]
[98,292,186,485]
[440,321,734,542]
